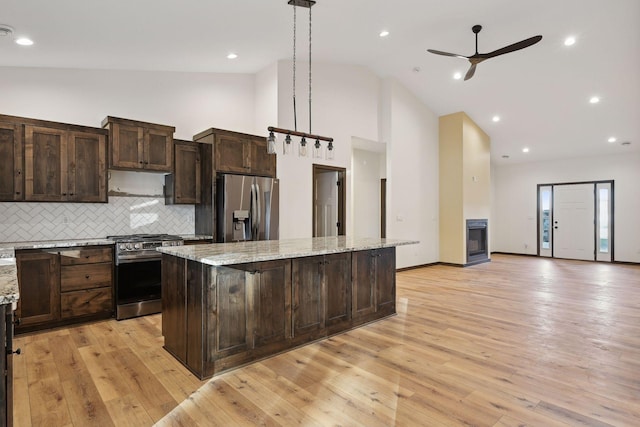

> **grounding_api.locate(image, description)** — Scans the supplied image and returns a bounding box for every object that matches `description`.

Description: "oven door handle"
[115,255,162,265]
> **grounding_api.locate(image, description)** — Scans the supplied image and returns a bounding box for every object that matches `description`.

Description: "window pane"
[541,190,551,249]
[599,188,609,253]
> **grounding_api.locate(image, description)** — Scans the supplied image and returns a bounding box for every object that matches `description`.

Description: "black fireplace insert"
[466,219,489,265]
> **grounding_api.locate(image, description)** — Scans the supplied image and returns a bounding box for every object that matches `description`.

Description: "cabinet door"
[376,247,396,314]
[352,250,376,319]
[144,128,173,172]
[174,142,201,204]
[214,266,251,357]
[15,251,60,327]
[162,254,187,363]
[111,123,143,169]
[67,131,107,202]
[292,256,324,337]
[0,122,23,201]
[251,137,276,177]
[325,252,352,328]
[24,125,67,201]
[215,134,250,174]
[253,259,292,346]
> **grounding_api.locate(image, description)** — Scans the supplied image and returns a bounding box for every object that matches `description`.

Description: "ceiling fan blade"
[483,35,543,59]
[427,49,468,60]
[464,63,477,80]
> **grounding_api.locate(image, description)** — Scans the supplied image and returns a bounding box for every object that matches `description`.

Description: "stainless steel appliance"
[108,234,183,320]
[216,174,279,242]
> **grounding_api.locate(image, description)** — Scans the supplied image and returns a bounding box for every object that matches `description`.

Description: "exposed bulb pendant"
[326,141,334,160]
[299,136,308,157]
[313,139,322,158]
[267,131,277,154]
[283,134,292,155]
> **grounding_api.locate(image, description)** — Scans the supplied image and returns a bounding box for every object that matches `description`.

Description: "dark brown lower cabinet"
[162,247,394,380]
[15,246,113,333]
[15,250,60,328]
[352,247,396,325]
[1,303,16,427]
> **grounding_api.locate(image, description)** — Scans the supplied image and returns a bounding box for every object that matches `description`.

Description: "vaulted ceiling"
[2,0,638,164]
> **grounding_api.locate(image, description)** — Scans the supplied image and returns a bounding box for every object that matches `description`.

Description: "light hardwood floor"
[13,254,640,426]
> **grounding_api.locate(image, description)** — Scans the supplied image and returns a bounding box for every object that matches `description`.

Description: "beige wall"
[439,112,491,265]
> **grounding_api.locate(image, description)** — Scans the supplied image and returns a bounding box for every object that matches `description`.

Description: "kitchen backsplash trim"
[0,196,194,242]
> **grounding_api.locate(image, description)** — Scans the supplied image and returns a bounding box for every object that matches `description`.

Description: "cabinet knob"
[12,348,21,355]
[62,193,67,196]
[17,169,21,175]
[139,161,144,164]
[85,275,90,279]
[14,317,21,326]
[70,193,74,196]
[15,192,21,195]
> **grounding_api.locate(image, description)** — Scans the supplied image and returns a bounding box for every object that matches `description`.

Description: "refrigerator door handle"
[255,182,262,240]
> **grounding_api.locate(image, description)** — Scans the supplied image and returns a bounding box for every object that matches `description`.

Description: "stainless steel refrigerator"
[216,174,279,242]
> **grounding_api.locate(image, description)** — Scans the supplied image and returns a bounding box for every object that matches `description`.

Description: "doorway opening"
[537,180,614,262]
[313,164,346,237]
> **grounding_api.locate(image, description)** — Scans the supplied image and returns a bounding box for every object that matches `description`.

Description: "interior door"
[314,171,338,237]
[553,183,595,261]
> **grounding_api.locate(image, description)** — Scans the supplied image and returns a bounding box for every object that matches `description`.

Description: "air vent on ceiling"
[0,24,14,37]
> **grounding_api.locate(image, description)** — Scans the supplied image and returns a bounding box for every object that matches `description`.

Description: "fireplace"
[466,219,489,265]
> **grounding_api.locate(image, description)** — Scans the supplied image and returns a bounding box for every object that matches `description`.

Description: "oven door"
[115,258,162,320]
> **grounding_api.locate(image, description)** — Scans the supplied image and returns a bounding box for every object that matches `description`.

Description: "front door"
[553,183,595,261]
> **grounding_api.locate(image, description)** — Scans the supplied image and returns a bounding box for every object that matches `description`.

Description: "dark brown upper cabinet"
[165,139,201,205]
[0,114,107,203]
[102,116,174,172]
[193,128,276,178]
[0,121,23,201]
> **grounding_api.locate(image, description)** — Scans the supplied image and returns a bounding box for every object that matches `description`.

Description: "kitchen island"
[157,236,417,379]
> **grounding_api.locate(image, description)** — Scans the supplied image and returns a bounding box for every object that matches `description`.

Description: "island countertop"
[156,236,418,266]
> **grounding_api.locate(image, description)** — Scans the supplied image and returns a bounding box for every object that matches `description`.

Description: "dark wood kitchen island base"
[159,237,416,379]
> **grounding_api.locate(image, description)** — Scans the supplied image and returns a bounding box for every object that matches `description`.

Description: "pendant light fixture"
[267,0,334,159]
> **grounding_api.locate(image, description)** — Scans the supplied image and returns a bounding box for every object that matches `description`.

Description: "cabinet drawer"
[61,263,112,292]
[60,247,112,265]
[61,287,112,319]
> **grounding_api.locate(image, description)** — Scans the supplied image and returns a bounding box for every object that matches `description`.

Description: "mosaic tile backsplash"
[0,197,195,242]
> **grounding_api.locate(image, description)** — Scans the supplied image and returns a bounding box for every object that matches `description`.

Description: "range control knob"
[134,243,141,249]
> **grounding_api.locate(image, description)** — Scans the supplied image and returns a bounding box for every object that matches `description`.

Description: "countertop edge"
[157,237,419,266]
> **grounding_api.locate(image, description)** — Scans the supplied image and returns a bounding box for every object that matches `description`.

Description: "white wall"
[275,60,381,239]
[492,152,640,263]
[352,148,383,238]
[383,78,440,268]
[0,67,256,139]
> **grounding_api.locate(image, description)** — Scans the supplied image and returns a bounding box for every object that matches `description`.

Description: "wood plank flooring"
[13,254,640,426]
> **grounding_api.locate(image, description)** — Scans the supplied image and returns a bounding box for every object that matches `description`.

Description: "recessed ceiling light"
[522,147,530,153]
[379,30,389,38]
[15,37,33,46]
[453,72,462,80]
[589,96,600,104]
[564,36,576,46]
[227,53,238,59]
[608,137,617,143]
[492,115,500,122]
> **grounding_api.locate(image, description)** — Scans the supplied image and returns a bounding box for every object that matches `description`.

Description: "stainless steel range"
[108,234,183,320]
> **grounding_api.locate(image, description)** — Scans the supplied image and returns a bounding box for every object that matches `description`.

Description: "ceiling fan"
[428,25,542,81]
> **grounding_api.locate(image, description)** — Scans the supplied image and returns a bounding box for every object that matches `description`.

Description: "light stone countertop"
[0,251,19,304]
[156,236,419,267]
[0,238,114,251]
